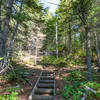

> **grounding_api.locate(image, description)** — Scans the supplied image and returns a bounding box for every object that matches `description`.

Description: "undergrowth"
[2,69,30,84]
[61,70,100,100]
[0,86,23,100]
[41,54,83,67]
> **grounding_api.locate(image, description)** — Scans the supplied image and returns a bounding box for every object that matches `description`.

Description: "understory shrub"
[62,70,100,100]
[41,56,66,67]
[3,70,30,84]
[41,56,55,65]
[0,86,22,100]
[65,54,83,67]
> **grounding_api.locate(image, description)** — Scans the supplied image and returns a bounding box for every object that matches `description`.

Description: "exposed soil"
[1,64,100,100]
[0,65,69,100]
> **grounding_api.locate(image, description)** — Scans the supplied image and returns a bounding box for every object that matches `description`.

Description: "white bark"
[94,31,100,69]
[34,38,38,65]
[85,86,97,94]
[56,22,58,59]
[1,0,23,70]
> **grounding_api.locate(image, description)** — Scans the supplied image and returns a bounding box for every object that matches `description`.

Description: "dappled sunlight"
[0,0,100,100]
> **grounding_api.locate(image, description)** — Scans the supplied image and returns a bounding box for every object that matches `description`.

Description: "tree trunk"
[34,38,38,65]
[63,28,67,56]
[94,31,100,69]
[85,27,92,81]
[68,23,72,54]
[74,33,76,53]
[56,22,58,59]
[1,0,14,56]
[0,0,2,33]
[1,0,23,69]
[0,0,3,57]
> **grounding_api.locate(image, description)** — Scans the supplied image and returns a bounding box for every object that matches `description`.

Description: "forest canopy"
[0,0,100,100]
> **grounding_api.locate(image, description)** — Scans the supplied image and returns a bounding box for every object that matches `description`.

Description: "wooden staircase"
[28,71,56,100]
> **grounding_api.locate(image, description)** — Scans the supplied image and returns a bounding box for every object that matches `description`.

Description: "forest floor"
[0,59,100,100]
[18,65,72,100]
[0,60,71,100]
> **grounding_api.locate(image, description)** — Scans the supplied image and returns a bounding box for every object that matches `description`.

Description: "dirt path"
[0,65,70,100]
[19,66,71,100]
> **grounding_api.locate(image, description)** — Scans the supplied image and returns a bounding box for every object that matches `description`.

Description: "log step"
[34,88,54,94]
[41,74,54,77]
[38,83,54,88]
[39,80,54,83]
[40,76,54,80]
[32,95,54,100]
[42,72,54,74]
[28,71,56,100]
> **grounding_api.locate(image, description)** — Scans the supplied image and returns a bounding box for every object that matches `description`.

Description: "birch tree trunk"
[94,31,100,69]
[1,0,14,56]
[34,38,38,65]
[63,28,67,56]
[1,0,23,69]
[56,22,58,59]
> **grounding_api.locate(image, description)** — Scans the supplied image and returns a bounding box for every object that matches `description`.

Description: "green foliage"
[41,56,66,67]
[4,70,29,84]
[65,54,83,67]
[75,50,86,57]
[53,57,66,67]
[83,82,100,90]
[62,82,85,100]
[0,57,3,60]
[0,86,22,100]
[71,70,86,81]
[41,54,84,67]
[41,56,55,65]
[62,69,100,100]
[80,82,100,99]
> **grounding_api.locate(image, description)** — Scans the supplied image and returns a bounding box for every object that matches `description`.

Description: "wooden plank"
[28,71,43,100]
[32,95,54,100]
[28,71,56,100]
[39,80,54,83]
[38,83,54,88]
[42,71,54,74]
[34,88,54,94]
[40,76,54,80]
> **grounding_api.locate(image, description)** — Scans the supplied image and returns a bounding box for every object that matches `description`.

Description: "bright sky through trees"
[41,0,60,13]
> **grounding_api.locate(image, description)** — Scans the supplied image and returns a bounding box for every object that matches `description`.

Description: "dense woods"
[0,0,100,100]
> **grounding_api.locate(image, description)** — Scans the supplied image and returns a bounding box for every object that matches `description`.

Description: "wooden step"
[39,80,54,83]
[42,73,54,76]
[32,95,54,100]
[28,71,56,100]
[42,72,54,74]
[34,88,54,94]
[37,83,54,88]
[40,76,54,80]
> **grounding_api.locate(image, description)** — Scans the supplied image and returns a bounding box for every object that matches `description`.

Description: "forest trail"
[0,0,100,100]
[28,71,56,100]
[16,65,69,100]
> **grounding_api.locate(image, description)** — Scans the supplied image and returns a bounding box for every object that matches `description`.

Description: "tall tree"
[0,0,14,57]
[94,31,100,69]
[68,22,72,54]
[0,0,2,57]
